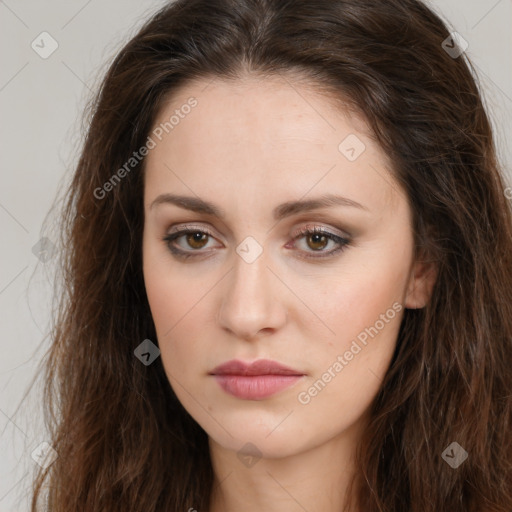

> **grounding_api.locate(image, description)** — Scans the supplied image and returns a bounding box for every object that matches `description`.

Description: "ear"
[404,258,438,309]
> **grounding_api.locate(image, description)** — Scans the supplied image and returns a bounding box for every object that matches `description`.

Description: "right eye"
[162,226,220,259]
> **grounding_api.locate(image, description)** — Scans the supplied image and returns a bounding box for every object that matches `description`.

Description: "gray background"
[0,0,511,510]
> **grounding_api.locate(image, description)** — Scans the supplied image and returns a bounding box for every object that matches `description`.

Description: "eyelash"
[162,224,351,261]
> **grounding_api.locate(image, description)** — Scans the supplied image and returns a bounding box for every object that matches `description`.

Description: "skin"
[142,74,436,512]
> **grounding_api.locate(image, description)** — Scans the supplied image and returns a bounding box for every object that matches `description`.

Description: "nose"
[216,249,287,340]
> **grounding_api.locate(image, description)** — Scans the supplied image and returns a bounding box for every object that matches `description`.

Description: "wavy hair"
[31,0,512,510]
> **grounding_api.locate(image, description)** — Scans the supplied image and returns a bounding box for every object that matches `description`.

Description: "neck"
[207,422,362,512]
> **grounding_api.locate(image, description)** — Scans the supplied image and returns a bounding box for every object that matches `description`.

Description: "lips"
[210,358,304,376]
[209,359,305,400]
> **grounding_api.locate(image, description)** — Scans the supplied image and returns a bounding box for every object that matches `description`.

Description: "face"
[142,74,433,460]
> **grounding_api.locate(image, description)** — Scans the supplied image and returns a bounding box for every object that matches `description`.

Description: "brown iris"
[306,233,328,251]
[186,232,209,249]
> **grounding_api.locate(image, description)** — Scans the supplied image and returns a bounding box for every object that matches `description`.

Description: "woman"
[31,0,512,510]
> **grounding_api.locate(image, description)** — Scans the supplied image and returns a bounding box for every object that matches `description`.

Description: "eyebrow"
[149,193,368,220]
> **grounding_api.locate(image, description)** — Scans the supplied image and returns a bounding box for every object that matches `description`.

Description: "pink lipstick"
[209,359,305,400]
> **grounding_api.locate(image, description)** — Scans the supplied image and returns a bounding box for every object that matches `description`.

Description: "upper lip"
[210,359,304,376]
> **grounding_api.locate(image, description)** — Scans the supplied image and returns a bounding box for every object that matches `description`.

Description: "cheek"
[145,271,190,335]
[145,277,204,398]
[142,244,218,383]
[329,274,402,342]
[143,243,185,342]
[143,234,203,331]
[303,260,406,342]
[295,246,409,387]
[292,274,405,438]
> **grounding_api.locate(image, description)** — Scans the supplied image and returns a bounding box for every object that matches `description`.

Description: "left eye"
[288,226,350,259]
[163,226,350,260]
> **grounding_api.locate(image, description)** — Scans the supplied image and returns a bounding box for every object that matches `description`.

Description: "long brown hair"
[31,0,512,510]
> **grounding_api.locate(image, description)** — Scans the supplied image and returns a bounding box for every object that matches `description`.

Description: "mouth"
[209,359,306,400]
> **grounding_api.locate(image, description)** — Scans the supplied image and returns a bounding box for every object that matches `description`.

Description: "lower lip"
[213,374,304,400]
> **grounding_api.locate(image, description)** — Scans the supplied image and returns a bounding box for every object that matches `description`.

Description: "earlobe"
[404,259,438,309]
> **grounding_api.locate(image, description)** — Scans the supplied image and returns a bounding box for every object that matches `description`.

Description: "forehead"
[144,75,403,216]
[151,74,369,148]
